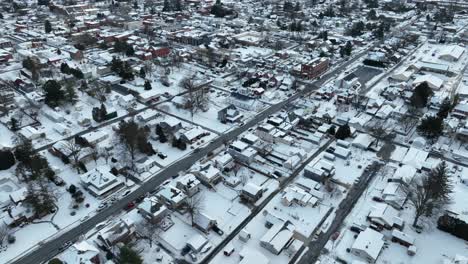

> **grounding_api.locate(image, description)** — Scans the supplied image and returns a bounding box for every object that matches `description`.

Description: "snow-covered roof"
[352,133,374,149]
[239,247,270,264]
[242,182,262,196]
[413,74,443,90]
[351,228,384,262]
[187,233,207,252]
[439,45,465,61]
[80,167,123,196]
[402,147,429,169]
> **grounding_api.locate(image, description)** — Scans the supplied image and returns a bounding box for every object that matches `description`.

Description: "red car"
[126,202,136,210]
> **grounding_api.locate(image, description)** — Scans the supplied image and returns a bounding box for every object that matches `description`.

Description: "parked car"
[126,202,135,210]
[223,243,235,256]
[158,153,167,159]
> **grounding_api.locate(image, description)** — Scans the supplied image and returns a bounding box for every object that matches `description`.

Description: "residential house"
[261,212,295,255]
[59,240,102,264]
[156,185,187,209]
[192,164,222,186]
[240,182,263,203]
[132,157,159,180]
[281,186,318,207]
[97,218,136,248]
[218,104,243,123]
[137,197,168,224]
[213,153,234,171]
[80,130,109,147]
[381,182,406,209]
[228,140,257,164]
[304,159,335,182]
[179,127,209,144]
[368,203,404,230]
[80,167,124,198]
[193,212,218,233]
[160,117,183,134]
[175,174,201,196]
[350,228,385,263]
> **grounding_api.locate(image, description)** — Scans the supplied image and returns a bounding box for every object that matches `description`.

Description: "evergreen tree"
[144,80,152,90]
[43,80,65,107]
[111,57,123,73]
[0,150,15,171]
[44,20,52,34]
[428,161,452,202]
[119,246,143,264]
[126,45,135,56]
[100,103,107,119]
[175,0,182,11]
[25,180,56,217]
[10,117,19,131]
[437,97,451,119]
[139,68,146,79]
[367,9,377,20]
[335,124,351,140]
[65,84,78,104]
[417,115,443,141]
[294,2,301,12]
[48,258,63,264]
[343,41,352,56]
[349,21,365,37]
[410,82,432,108]
[60,63,71,74]
[162,0,171,12]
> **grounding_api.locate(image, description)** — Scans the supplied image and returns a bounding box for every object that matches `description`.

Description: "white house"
[192,164,222,185]
[175,174,201,196]
[137,197,168,224]
[80,167,124,197]
[351,228,385,263]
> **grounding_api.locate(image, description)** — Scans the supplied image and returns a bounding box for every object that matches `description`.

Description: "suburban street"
[199,138,334,264]
[295,162,384,264]
[9,34,379,264]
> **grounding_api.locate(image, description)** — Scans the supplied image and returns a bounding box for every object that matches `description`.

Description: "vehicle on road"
[126,202,135,210]
[121,190,131,197]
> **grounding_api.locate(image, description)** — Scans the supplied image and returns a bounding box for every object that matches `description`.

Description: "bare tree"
[99,147,112,164]
[0,222,8,246]
[90,81,110,103]
[136,218,162,248]
[180,78,209,117]
[367,121,395,147]
[185,193,205,226]
[116,120,140,172]
[403,175,438,227]
[90,148,99,165]
[403,162,452,228]
[64,140,83,173]
[143,61,154,78]
[399,114,414,134]
[232,162,242,177]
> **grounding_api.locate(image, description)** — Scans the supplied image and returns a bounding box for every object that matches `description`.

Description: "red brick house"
[149,47,170,58]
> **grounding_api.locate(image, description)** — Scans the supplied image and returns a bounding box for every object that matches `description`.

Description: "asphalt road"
[9,38,372,264]
[295,162,383,264]
[199,138,334,264]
